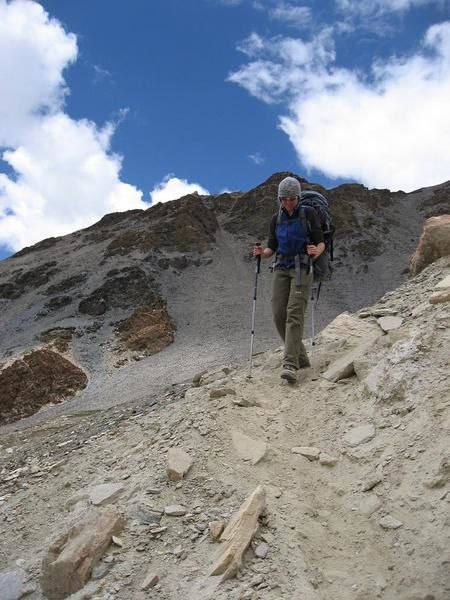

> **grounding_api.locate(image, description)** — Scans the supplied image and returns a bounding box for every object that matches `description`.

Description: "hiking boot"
[281,364,297,383]
[298,359,311,369]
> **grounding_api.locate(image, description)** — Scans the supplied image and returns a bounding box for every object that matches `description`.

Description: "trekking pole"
[248,243,261,379]
[309,261,316,359]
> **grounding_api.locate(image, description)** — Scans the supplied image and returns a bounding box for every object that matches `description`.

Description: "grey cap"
[278,176,301,200]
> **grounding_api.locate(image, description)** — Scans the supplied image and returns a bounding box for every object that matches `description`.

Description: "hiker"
[253,176,325,383]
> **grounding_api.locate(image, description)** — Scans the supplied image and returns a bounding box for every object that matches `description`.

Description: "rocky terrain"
[0,173,449,426]
[0,253,449,600]
[0,173,449,600]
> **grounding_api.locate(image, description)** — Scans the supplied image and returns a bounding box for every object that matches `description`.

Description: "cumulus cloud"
[269,3,312,28]
[229,22,450,191]
[150,175,209,204]
[335,0,447,17]
[0,0,146,252]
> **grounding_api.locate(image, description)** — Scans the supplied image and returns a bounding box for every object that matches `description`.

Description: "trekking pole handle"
[255,242,261,274]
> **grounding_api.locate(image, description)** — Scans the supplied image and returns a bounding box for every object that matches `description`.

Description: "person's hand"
[252,244,263,257]
[306,244,319,257]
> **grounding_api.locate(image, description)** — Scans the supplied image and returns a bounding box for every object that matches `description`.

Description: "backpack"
[299,190,335,282]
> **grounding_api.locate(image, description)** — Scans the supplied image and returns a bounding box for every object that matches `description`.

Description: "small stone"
[291,446,320,461]
[379,515,403,529]
[91,561,112,581]
[361,474,383,492]
[344,424,376,447]
[377,316,403,332]
[173,545,183,557]
[319,453,338,466]
[167,448,193,481]
[164,504,187,517]
[130,503,163,525]
[232,430,267,465]
[141,573,159,591]
[254,543,269,559]
[88,483,125,507]
[146,486,162,495]
[209,520,225,540]
[359,495,382,516]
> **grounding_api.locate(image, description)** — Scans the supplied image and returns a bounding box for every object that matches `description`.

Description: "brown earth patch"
[0,348,88,425]
[117,303,176,354]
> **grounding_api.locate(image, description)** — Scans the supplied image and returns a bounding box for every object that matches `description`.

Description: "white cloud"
[0,0,146,252]
[248,152,266,164]
[150,175,209,204]
[335,0,447,17]
[269,3,312,29]
[229,22,450,191]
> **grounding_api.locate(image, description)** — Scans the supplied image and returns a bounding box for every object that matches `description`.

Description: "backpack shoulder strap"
[299,206,311,242]
[276,206,283,226]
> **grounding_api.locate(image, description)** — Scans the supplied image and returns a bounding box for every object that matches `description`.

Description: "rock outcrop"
[0,349,88,425]
[410,214,450,274]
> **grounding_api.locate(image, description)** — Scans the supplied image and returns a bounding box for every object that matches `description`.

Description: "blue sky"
[1,0,450,259]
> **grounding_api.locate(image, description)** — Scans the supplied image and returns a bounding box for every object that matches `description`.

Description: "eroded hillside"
[0,255,448,600]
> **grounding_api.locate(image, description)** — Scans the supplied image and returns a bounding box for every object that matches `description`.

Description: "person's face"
[280,196,299,214]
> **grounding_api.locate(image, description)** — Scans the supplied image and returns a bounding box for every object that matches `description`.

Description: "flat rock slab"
[291,446,320,460]
[88,483,125,506]
[210,485,266,582]
[322,337,380,382]
[435,275,450,289]
[167,448,193,481]
[232,430,267,465]
[319,312,380,344]
[377,316,403,332]
[41,506,124,599]
[344,424,376,447]
[379,515,403,529]
[164,504,187,516]
[0,569,25,600]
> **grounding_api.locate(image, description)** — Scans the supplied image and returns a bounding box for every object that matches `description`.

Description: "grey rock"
[291,446,320,461]
[89,483,125,506]
[0,569,25,600]
[344,424,376,447]
[377,316,403,332]
[129,503,163,525]
[379,515,403,529]
[164,504,187,516]
[254,543,269,559]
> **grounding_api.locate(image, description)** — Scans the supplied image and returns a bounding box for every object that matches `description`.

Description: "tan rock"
[410,215,450,275]
[318,312,380,346]
[231,430,267,465]
[291,446,320,460]
[167,448,193,481]
[429,289,450,304]
[41,507,125,599]
[141,572,159,590]
[209,520,225,541]
[322,336,380,382]
[210,485,266,582]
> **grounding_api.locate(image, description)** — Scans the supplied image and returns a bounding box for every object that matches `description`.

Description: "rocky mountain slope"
[0,254,449,600]
[0,173,449,426]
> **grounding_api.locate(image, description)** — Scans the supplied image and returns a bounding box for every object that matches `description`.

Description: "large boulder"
[410,215,450,275]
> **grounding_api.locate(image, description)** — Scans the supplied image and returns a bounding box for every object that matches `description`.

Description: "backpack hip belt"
[273,252,310,287]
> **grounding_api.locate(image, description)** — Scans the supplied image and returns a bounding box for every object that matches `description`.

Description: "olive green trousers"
[271,268,311,369]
